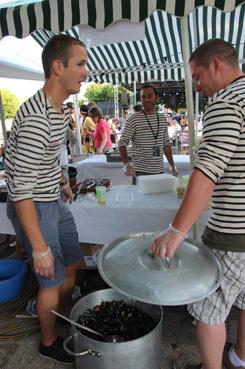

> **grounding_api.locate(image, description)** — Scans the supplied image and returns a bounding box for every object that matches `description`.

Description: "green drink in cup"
[95,186,107,204]
[176,175,189,199]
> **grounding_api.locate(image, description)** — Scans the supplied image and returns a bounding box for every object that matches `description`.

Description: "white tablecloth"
[70,155,131,185]
[0,185,209,245]
[70,155,191,185]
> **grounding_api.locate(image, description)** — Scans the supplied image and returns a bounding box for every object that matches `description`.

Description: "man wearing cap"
[80,104,95,155]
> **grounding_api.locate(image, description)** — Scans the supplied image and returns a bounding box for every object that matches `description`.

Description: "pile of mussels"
[78,300,156,341]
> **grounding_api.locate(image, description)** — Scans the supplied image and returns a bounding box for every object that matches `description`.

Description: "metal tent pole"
[192,11,200,150]
[0,92,7,146]
[180,16,195,168]
[195,91,199,147]
[72,94,82,156]
[133,81,137,105]
[114,84,119,118]
[180,16,199,241]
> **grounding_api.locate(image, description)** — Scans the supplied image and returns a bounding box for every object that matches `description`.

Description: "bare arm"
[60,171,73,203]
[172,169,214,234]
[151,169,215,258]
[97,132,108,154]
[163,145,178,176]
[119,145,135,176]
[100,132,108,148]
[119,145,129,165]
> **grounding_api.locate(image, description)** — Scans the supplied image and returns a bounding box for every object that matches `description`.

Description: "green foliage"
[84,83,130,103]
[78,98,86,106]
[84,83,114,102]
[0,89,19,119]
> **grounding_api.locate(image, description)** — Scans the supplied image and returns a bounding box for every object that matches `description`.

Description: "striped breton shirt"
[5,89,69,202]
[118,111,170,173]
[194,75,245,234]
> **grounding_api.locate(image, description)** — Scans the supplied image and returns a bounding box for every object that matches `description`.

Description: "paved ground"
[0,235,238,369]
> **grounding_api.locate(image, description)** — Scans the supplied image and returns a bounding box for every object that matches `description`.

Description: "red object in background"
[0,145,4,157]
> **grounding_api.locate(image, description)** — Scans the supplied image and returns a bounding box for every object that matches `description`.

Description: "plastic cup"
[176,175,190,199]
[95,186,107,204]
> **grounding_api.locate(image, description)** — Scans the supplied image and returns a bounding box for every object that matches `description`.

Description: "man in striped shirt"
[5,35,88,364]
[151,39,245,369]
[119,83,178,179]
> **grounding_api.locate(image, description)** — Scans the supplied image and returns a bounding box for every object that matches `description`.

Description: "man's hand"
[170,165,178,177]
[123,162,135,176]
[33,248,55,279]
[151,224,187,258]
[61,183,73,203]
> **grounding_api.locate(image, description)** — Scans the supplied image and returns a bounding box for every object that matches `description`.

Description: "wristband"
[32,247,51,259]
[169,223,187,240]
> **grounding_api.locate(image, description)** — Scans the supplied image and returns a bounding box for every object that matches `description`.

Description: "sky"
[0,0,89,100]
[0,1,42,98]
[0,33,89,100]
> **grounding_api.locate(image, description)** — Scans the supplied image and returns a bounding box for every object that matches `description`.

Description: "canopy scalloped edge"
[0,0,244,39]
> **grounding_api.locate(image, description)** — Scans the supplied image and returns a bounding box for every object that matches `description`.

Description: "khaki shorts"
[188,249,245,325]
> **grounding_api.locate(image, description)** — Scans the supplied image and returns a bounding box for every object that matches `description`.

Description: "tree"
[84,83,114,102]
[0,89,19,119]
[84,83,129,103]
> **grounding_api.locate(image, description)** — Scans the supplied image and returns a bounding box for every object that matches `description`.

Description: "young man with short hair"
[5,34,88,364]
[151,39,245,369]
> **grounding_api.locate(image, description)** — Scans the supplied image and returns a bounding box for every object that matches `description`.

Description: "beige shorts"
[188,249,245,325]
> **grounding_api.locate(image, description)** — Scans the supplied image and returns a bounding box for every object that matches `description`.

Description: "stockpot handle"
[63,334,103,358]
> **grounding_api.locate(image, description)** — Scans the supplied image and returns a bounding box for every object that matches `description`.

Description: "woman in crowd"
[80,104,95,155]
[109,117,121,145]
[66,102,76,130]
[88,106,113,154]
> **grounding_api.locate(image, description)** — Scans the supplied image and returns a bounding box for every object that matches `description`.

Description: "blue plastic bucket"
[0,259,26,303]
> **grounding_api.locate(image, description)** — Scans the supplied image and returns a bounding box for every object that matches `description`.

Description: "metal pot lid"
[98,232,223,306]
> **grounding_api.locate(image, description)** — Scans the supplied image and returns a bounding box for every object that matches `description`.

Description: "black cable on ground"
[0,288,36,321]
[0,288,40,339]
[0,321,40,340]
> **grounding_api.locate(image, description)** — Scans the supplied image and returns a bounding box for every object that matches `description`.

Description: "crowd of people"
[64,101,124,157]
[2,32,245,369]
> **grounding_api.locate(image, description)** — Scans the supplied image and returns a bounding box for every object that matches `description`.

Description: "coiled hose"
[0,288,39,340]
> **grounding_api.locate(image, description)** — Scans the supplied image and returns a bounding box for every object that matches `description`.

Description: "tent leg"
[0,92,7,146]
[72,94,82,156]
[180,16,199,241]
[114,84,119,119]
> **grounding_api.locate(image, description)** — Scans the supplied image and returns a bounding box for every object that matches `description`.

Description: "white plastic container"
[138,174,178,194]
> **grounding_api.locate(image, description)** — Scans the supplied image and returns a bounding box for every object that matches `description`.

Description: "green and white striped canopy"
[87,4,245,84]
[0,0,244,39]
[31,3,245,85]
[0,0,244,84]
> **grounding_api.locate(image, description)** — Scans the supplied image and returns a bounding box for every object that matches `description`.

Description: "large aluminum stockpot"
[63,288,163,369]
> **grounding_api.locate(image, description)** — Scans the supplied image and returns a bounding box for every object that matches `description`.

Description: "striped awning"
[31,3,245,85]
[87,4,245,84]
[0,0,244,85]
[0,0,244,39]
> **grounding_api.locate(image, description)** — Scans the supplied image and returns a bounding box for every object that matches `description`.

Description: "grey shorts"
[7,198,82,288]
[188,249,245,325]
